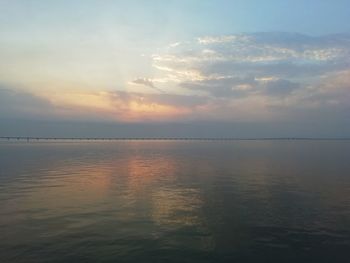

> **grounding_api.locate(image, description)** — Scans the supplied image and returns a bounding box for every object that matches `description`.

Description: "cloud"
[179,76,300,98]
[106,90,209,121]
[0,85,210,122]
[1,33,350,128]
[45,89,210,122]
[145,32,350,121]
[131,78,164,93]
[0,87,55,119]
[116,91,208,108]
[152,32,350,80]
[259,79,300,97]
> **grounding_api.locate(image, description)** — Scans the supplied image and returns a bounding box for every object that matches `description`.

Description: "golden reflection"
[125,153,177,191]
[122,144,204,227]
[151,188,203,227]
[15,144,204,230]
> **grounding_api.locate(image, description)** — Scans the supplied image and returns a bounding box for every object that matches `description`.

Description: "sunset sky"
[1,0,350,137]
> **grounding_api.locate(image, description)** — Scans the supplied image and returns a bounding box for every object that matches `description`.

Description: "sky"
[1,0,350,137]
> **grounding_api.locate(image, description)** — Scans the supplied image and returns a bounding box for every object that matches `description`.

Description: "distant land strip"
[0,136,350,141]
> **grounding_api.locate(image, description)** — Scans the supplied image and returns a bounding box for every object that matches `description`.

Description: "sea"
[0,140,349,262]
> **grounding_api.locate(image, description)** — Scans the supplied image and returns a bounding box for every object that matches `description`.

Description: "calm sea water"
[0,140,349,262]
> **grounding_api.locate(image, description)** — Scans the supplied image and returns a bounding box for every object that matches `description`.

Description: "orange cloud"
[34,89,198,122]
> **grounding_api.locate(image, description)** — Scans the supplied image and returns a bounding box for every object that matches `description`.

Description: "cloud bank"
[1,33,350,136]
[147,32,350,122]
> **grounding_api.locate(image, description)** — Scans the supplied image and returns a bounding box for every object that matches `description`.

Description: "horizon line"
[1,136,350,141]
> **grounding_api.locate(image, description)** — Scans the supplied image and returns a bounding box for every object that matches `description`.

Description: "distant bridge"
[0,136,348,141]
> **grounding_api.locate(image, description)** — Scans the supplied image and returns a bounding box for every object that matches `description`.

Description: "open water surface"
[0,140,349,262]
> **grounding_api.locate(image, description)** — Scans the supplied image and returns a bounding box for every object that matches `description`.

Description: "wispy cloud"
[143,32,350,122]
[131,78,164,93]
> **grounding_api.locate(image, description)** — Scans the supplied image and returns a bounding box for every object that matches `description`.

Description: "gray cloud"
[131,78,164,93]
[180,76,300,98]
[0,85,210,123]
[152,33,350,99]
[109,90,208,108]
[0,87,55,119]
[260,79,300,97]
